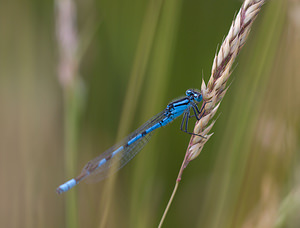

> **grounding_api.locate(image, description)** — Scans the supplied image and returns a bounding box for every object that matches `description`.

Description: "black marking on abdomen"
[106,155,112,161]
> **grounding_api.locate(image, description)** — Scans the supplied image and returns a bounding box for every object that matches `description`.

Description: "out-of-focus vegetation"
[1,0,299,228]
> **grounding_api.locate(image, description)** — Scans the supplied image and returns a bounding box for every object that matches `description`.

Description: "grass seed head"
[186,0,266,161]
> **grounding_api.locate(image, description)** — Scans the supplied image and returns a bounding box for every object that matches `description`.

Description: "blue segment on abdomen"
[112,146,123,156]
[98,158,107,167]
[127,134,143,146]
[58,179,77,193]
[160,117,173,127]
[145,122,163,133]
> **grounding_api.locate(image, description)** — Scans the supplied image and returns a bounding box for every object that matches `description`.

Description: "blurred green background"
[1,0,299,227]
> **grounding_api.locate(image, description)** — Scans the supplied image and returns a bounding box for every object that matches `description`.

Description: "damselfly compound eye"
[194,93,202,103]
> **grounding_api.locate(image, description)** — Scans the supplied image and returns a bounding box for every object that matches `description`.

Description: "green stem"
[64,85,80,228]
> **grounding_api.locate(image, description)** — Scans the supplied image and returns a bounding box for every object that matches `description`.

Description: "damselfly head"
[186,89,202,103]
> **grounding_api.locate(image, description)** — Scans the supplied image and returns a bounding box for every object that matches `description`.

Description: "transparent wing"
[83,111,166,183]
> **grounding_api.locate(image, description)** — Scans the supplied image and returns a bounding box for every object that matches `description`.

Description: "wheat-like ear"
[159,1,266,227]
[186,0,266,165]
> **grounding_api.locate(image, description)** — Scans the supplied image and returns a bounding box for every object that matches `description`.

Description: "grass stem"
[158,181,179,228]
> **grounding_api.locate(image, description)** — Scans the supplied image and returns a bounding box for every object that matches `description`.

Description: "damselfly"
[56,89,204,194]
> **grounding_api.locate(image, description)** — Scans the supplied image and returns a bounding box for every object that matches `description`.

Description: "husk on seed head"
[185,0,266,164]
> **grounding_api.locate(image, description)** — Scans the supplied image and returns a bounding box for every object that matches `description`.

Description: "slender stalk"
[158,181,179,228]
[55,1,81,228]
[130,0,183,226]
[63,86,80,228]
[158,151,190,227]
[160,0,266,226]
[97,1,164,227]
